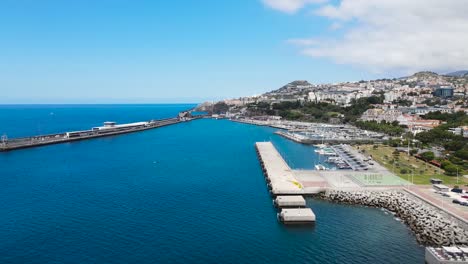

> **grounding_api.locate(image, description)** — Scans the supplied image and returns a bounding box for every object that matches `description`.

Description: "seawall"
[0,115,204,152]
[322,189,468,246]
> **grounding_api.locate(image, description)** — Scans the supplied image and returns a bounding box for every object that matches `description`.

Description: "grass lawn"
[359,145,467,186]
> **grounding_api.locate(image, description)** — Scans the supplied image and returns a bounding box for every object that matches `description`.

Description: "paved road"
[406,185,468,223]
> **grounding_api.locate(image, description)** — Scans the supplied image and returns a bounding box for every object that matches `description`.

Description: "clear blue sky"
[0,0,385,104]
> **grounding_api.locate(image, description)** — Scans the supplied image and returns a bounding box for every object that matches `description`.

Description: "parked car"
[453,199,461,204]
[442,193,451,197]
[461,195,468,199]
[452,188,463,193]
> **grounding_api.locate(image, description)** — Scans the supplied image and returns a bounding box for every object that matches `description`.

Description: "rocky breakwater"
[322,189,468,246]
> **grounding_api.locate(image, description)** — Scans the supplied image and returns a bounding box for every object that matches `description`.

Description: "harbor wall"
[0,116,203,152]
[322,189,468,246]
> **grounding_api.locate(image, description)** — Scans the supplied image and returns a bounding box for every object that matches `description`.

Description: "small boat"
[315,148,337,156]
[337,164,351,169]
[327,157,342,163]
[315,164,327,171]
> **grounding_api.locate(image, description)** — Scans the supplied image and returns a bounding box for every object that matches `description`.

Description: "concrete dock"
[0,113,203,152]
[278,208,316,224]
[255,141,317,224]
[274,195,306,208]
[255,142,304,195]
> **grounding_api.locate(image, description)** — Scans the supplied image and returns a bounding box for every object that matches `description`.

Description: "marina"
[275,130,385,144]
[330,145,369,171]
[310,143,372,171]
[234,118,387,144]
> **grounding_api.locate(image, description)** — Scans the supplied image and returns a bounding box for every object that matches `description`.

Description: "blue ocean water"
[0,105,424,263]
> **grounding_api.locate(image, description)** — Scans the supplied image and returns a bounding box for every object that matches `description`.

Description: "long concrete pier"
[0,113,203,152]
[255,142,305,195]
[255,141,316,224]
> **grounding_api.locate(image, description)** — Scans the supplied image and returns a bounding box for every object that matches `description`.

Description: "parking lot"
[407,185,468,222]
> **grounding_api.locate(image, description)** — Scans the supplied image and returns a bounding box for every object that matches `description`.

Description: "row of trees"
[355,120,404,136]
[414,110,467,175]
[245,95,385,123]
[415,111,467,166]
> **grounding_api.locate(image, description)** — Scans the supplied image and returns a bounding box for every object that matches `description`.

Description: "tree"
[455,149,468,160]
[354,121,404,136]
[420,151,435,162]
[444,164,459,176]
[212,102,230,114]
[409,149,418,156]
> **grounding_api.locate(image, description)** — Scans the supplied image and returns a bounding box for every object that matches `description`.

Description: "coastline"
[322,189,468,246]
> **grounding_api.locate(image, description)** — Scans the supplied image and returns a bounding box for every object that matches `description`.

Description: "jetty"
[255,142,304,195]
[255,141,316,224]
[0,111,203,152]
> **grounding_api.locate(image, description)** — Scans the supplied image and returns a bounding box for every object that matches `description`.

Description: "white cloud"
[287,38,319,46]
[286,0,468,73]
[261,0,327,14]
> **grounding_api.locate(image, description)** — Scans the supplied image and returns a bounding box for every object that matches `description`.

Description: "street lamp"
[411,169,414,185]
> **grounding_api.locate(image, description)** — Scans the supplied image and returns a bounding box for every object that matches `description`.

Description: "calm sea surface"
[0,105,424,263]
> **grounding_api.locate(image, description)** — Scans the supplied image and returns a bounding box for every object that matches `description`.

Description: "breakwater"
[323,189,468,246]
[0,113,203,152]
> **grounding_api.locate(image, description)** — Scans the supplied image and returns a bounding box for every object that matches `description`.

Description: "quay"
[256,142,309,195]
[0,112,202,152]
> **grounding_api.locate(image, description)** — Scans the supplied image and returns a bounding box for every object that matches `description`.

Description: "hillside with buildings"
[198,71,468,177]
[201,71,467,123]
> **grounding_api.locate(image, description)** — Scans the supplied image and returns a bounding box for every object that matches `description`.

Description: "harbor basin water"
[0,105,424,263]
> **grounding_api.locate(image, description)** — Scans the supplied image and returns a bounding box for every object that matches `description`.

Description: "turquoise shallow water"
[0,105,424,263]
